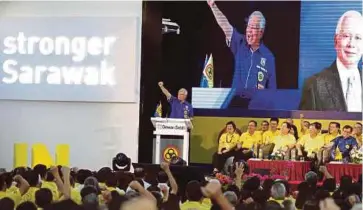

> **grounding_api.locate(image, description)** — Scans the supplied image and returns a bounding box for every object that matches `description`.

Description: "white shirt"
[336,58,362,112]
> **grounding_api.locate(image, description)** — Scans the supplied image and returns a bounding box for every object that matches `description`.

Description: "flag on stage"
[154,101,162,117]
[200,53,214,88]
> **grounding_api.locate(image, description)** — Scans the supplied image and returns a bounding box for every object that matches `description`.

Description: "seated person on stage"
[289,124,299,142]
[296,122,325,161]
[271,122,296,158]
[353,122,362,147]
[319,122,341,164]
[261,118,280,157]
[330,125,358,162]
[299,114,310,137]
[235,120,262,162]
[258,120,270,136]
[212,121,240,173]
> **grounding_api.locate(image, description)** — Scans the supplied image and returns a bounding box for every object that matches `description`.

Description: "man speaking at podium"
[158,81,194,119]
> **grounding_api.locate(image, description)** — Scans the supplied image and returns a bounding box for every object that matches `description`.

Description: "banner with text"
[0,17,140,102]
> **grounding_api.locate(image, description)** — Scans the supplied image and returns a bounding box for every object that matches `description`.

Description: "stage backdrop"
[190,116,359,164]
[0,1,142,171]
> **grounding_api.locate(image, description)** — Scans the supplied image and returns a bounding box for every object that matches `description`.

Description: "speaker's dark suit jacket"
[299,61,362,112]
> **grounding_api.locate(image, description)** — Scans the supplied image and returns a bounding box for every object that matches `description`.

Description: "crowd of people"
[212,116,362,174]
[0,160,362,210]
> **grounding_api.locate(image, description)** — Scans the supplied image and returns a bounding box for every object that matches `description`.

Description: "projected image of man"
[207,0,276,91]
[299,11,363,112]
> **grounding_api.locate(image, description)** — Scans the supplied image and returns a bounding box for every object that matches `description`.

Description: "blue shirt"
[230,28,276,95]
[168,96,193,119]
[330,136,358,160]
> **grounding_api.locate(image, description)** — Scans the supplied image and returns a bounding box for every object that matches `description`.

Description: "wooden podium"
[151,117,193,165]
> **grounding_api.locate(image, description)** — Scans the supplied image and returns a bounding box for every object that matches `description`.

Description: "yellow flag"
[154,101,162,117]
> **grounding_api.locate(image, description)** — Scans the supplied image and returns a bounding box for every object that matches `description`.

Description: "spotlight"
[112,153,131,171]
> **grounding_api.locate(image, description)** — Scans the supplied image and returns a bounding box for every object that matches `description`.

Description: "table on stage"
[247,159,311,181]
[326,162,362,183]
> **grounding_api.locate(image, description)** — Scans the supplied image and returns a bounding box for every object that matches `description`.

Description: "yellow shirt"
[21,187,38,204]
[239,131,262,148]
[299,129,309,138]
[106,187,125,196]
[272,134,296,153]
[6,186,20,195]
[201,198,212,208]
[41,181,59,201]
[59,188,82,205]
[262,130,281,144]
[298,134,324,155]
[269,197,296,205]
[181,201,210,210]
[0,190,21,207]
[218,132,240,152]
[323,133,339,145]
[269,198,285,205]
[256,130,266,136]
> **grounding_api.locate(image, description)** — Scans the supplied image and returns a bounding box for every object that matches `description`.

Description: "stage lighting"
[162,18,180,35]
[112,153,131,171]
[169,156,186,166]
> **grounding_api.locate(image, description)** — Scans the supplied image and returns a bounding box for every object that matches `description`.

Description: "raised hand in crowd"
[50,165,65,197]
[234,162,244,177]
[319,166,333,179]
[129,180,156,203]
[160,162,178,194]
[159,184,169,202]
[13,174,30,196]
[202,181,234,210]
[61,166,71,199]
[160,162,169,171]
[234,162,244,190]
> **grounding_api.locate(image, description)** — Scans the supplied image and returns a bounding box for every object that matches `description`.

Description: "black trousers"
[212,150,235,171]
[234,149,254,162]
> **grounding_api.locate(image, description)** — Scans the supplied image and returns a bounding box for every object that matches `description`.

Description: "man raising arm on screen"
[207,0,276,91]
[158,81,193,119]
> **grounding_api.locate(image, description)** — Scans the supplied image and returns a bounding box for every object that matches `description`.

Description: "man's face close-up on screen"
[246,15,263,46]
[335,16,363,66]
